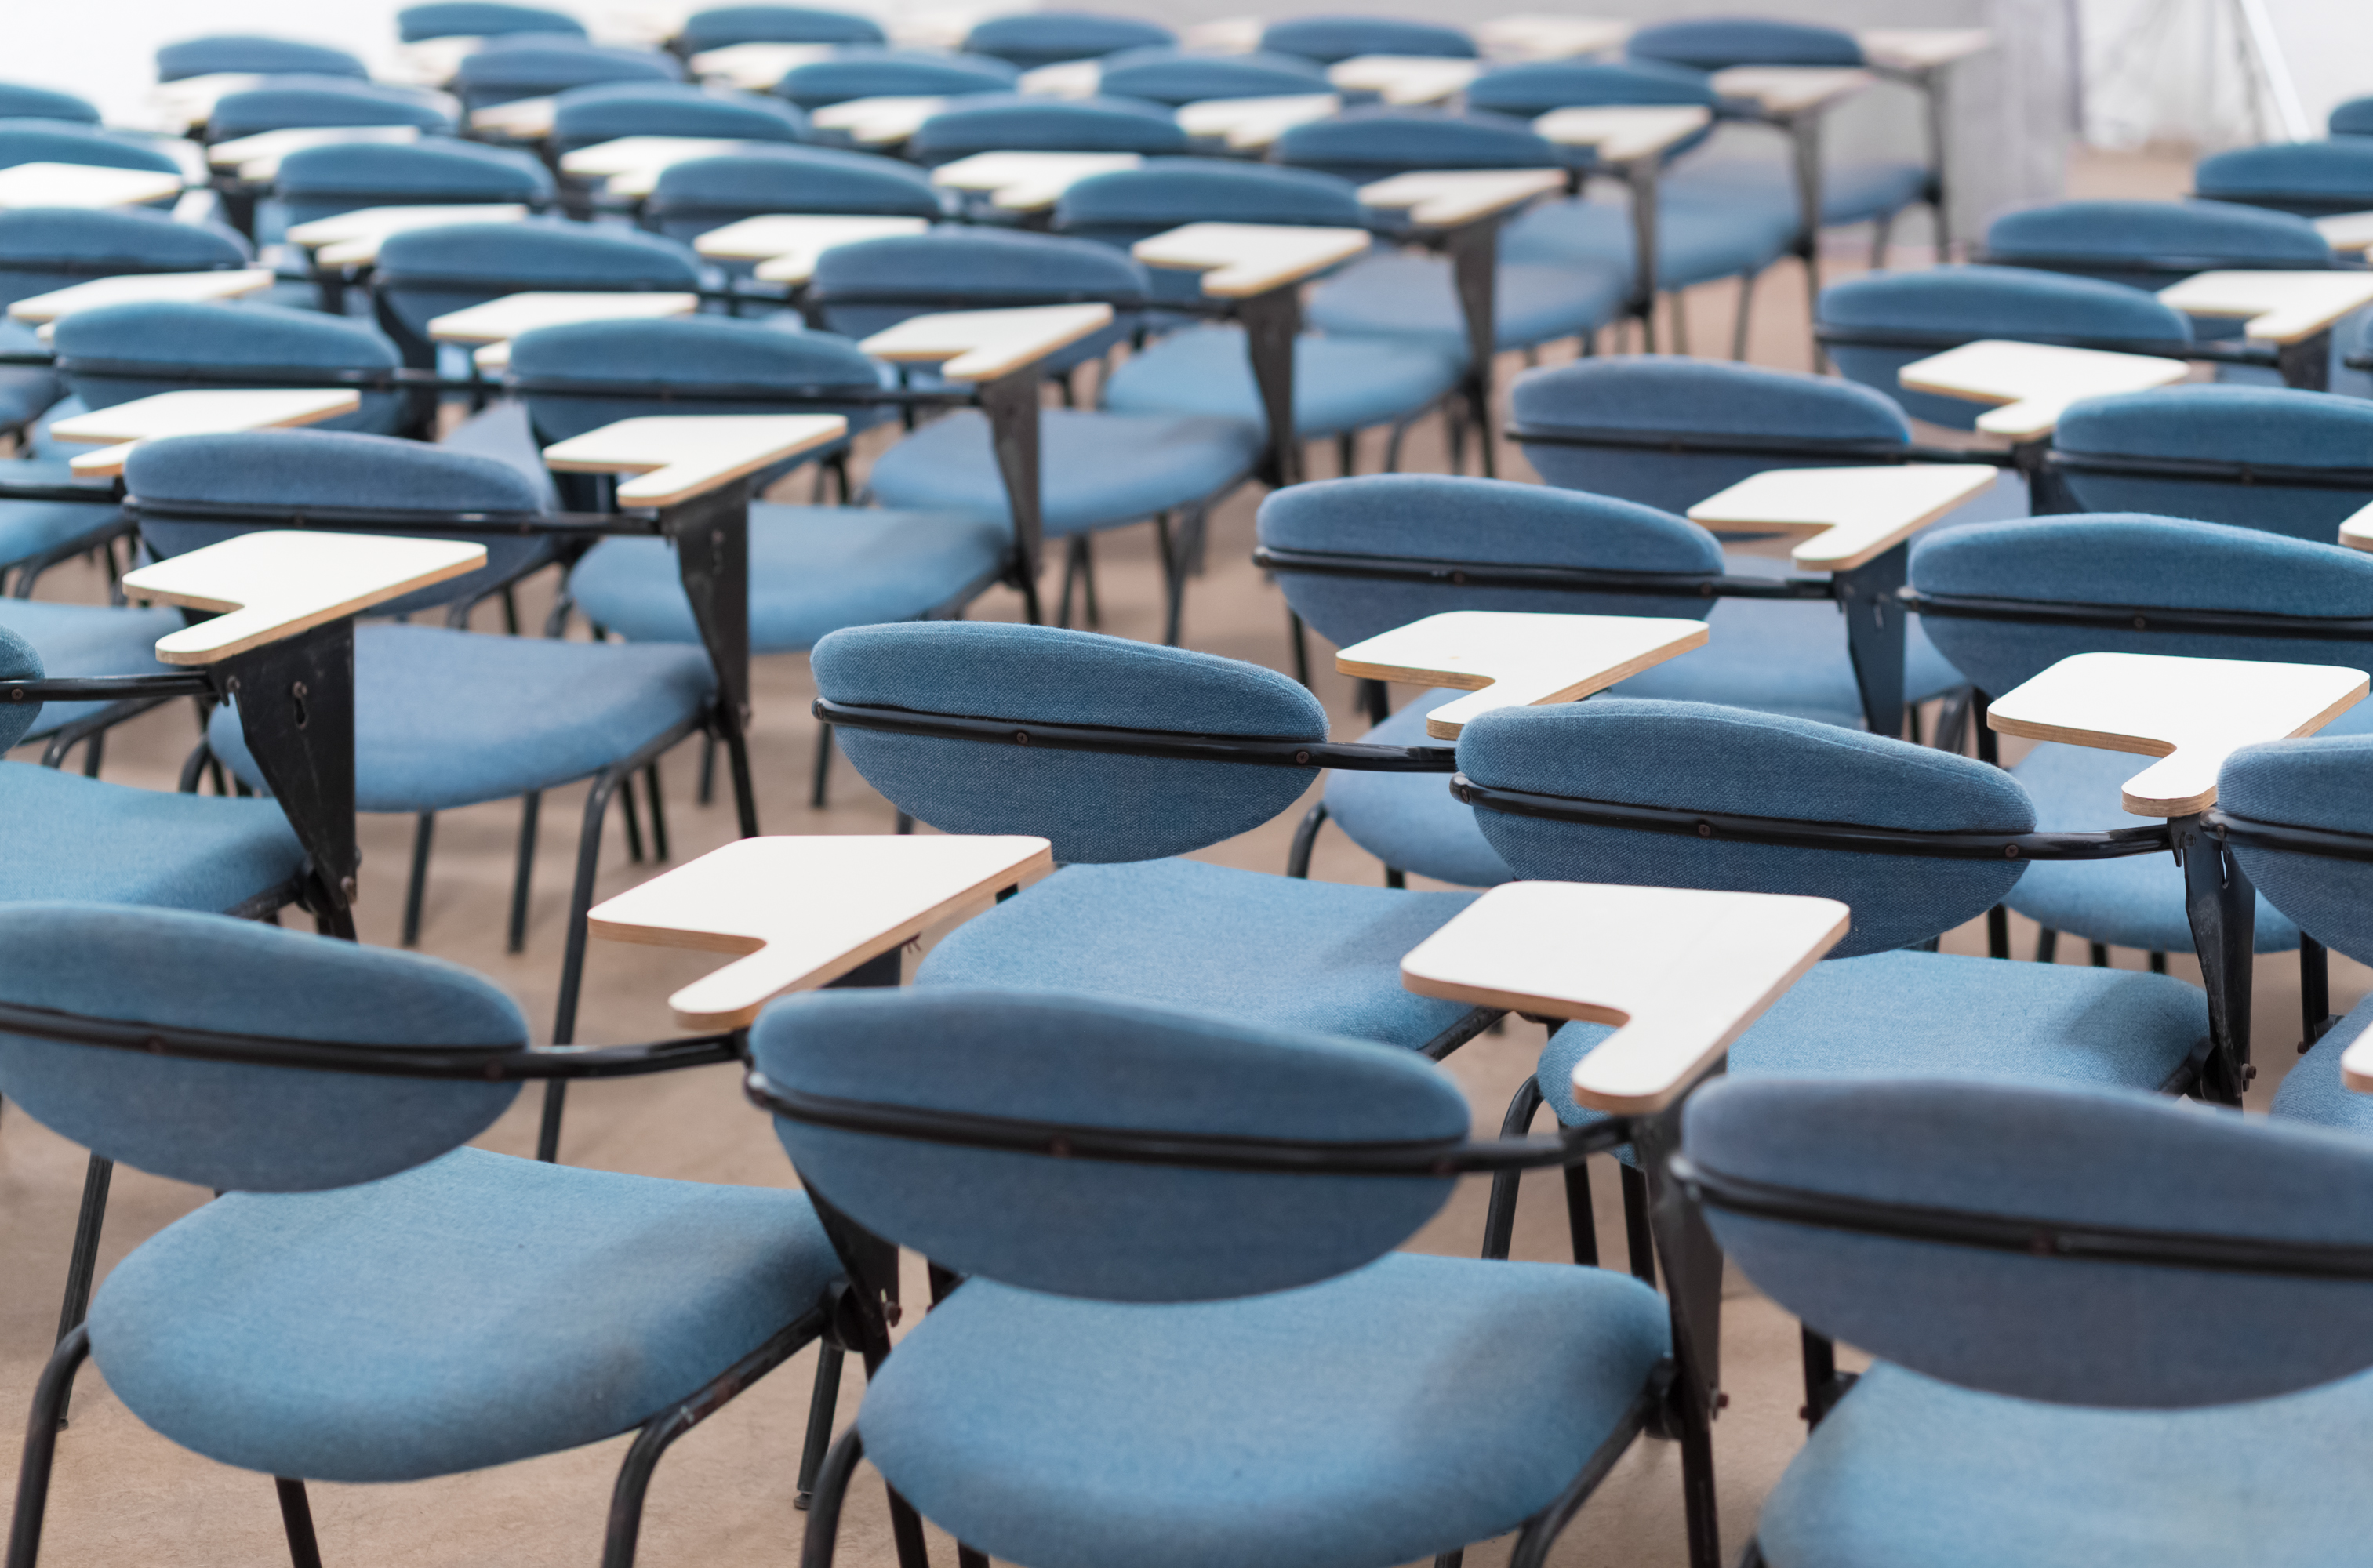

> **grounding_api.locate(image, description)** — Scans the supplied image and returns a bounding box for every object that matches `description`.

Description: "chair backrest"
[125,429,552,617]
[0,903,524,1193]
[0,208,247,310]
[776,49,1016,111]
[2196,139,2373,218]
[1819,265,2193,430]
[1466,59,1718,140]
[551,80,807,151]
[1980,198,2332,293]
[963,11,1177,71]
[454,38,685,110]
[1098,48,1327,107]
[274,139,554,227]
[1259,473,1724,646]
[644,146,940,241]
[1260,15,1475,64]
[2335,96,2373,138]
[0,122,183,177]
[208,78,458,140]
[1685,1075,2373,1406]
[906,93,1190,163]
[53,300,405,434]
[1055,157,1362,304]
[398,2,584,42]
[0,82,100,125]
[1628,16,1862,71]
[1274,106,1556,188]
[157,35,368,82]
[2220,734,2373,964]
[1508,355,1914,514]
[752,987,1470,1301]
[1906,512,2373,698]
[811,620,1330,862]
[510,314,884,441]
[2051,385,2373,542]
[678,5,886,50]
[0,621,41,749]
[372,220,703,361]
[1455,699,2036,954]
[806,225,1144,343]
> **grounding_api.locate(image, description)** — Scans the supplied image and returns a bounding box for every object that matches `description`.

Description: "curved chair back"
[1466,60,1717,168]
[0,621,41,749]
[2051,386,2373,542]
[806,226,1143,353]
[510,314,884,440]
[963,11,1176,71]
[551,80,807,152]
[53,301,407,434]
[0,123,184,179]
[1509,355,1915,514]
[157,34,368,81]
[372,220,703,365]
[2195,140,2373,218]
[907,93,1190,164]
[1274,106,1554,188]
[455,39,685,111]
[1980,198,2332,294]
[643,146,940,242]
[1818,265,2193,429]
[1259,474,1724,645]
[275,139,554,227]
[1260,16,1475,64]
[1686,1076,2373,1406]
[207,78,458,140]
[2220,734,2373,964]
[2335,96,2373,138]
[1906,512,2373,698]
[678,5,886,50]
[1056,157,1362,305]
[398,3,584,42]
[125,429,553,617]
[776,49,1016,111]
[1099,48,1327,107]
[0,83,100,125]
[811,620,1330,862]
[0,209,247,311]
[1456,699,2035,954]
[752,987,1467,1301]
[0,903,523,1193]
[1628,17,1862,70]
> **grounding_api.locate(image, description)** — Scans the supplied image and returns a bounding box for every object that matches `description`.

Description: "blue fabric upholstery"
[1467,60,1717,169]
[2052,387,2373,541]
[963,12,1176,70]
[0,905,521,1192]
[2272,992,2373,1135]
[0,599,179,739]
[1666,155,1928,229]
[813,621,1322,860]
[456,40,684,110]
[860,1254,1666,1568]
[756,987,1466,1299]
[1984,199,2331,290]
[437,400,562,510]
[678,5,885,49]
[92,1145,837,1480]
[157,36,368,81]
[1261,16,1476,64]
[1100,49,1328,106]
[56,301,405,434]
[1304,252,1627,366]
[0,484,118,581]
[2336,97,2373,138]
[0,83,100,125]
[1501,191,1797,292]
[1630,18,1862,70]
[1102,325,1459,441]
[1325,691,1511,887]
[917,857,1481,1047]
[400,2,584,40]
[777,51,1016,111]
[2222,732,2373,967]
[209,624,714,813]
[1460,699,2035,955]
[209,78,457,139]
[909,94,1190,162]
[1819,266,2192,428]
[806,227,1141,365]
[511,314,887,441]
[2195,140,2373,216]
[551,81,806,151]
[568,502,1006,652]
[1688,1076,2373,1407]
[0,208,247,311]
[0,621,37,750]
[1276,107,1551,187]
[274,140,553,227]
[0,763,306,910]
[1056,158,1364,310]
[0,122,182,177]
[372,220,703,357]
[645,147,941,238]
[1756,1360,2373,1568]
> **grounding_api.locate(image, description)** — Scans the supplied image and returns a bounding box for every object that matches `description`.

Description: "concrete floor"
[3,147,2356,1568]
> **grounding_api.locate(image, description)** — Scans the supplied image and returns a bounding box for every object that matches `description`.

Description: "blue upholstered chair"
[1260,16,1475,64]
[273,140,555,282]
[155,35,369,81]
[757,985,1707,1568]
[399,2,585,42]
[811,620,1501,1057]
[53,299,413,436]
[1099,47,1328,107]
[809,228,1262,641]
[776,50,1017,113]
[643,146,941,247]
[550,79,809,154]
[675,5,886,51]
[0,597,185,775]
[205,78,458,142]
[2195,138,2373,218]
[1694,1075,2373,1565]
[0,122,183,180]
[0,902,844,1568]
[1466,58,1721,172]
[2048,385,2373,539]
[963,10,1176,71]
[906,93,1190,170]
[2336,98,2373,137]
[0,83,100,125]
[454,38,685,114]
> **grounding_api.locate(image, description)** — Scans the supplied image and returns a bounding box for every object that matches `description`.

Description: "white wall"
[2079,0,2373,149]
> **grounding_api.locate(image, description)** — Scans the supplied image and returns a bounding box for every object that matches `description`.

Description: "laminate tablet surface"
[427,291,702,368]
[859,302,1114,381]
[287,204,532,267]
[1476,15,1633,61]
[469,95,557,137]
[1534,105,1711,162]
[206,124,423,180]
[1017,60,1103,98]
[1709,65,1873,114]
[1326,55,1484,105]
[123,530,488,663]
[0,162,187,211]
[1181,16,1263,52]
[2340,503,2373,553]
[1176,93,1341,151]
[1896,339,2190,440]
[1335,609,1709,738]
[1685,463,2000,572]
[589,833,1055,1027]
[559,135,748,179]
[1133,222,1372,297]
[9,268,274,325]
[2157,270,2373,345]
[1988,651,2368,817]
[542,413,849,506]
[1855,27,1992,68]
[1357,168,1566,227]
[49,387,361,476]
[689,41,840,90]
[928,150,1142,212]
[2315,212,2373,256]
[1401,880,1849,1113]
[695,214,932,281]
[809,96,946,145]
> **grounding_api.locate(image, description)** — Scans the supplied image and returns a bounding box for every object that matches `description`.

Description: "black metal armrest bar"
[1813,322,2275,366]
[812,696,1456,771]
[500,372,978,408]
[1499,422,1953,462]
[1252,544,1840,600]
[2208,808,2373,865]
[1900,588,2373,640]
[1452,775,2174,861]
[1673,1152,2373,1280]
[2,673,213,705]
[0,477,121,502]
[749,1071,1631,1175]
[0,997,741,1081]
[50,358,479,394]
[126,498,674,539]
[1981,249,2360,278]
[2348,353,2373,372]
[2046,449,2373,490]
[801,285,1230,318]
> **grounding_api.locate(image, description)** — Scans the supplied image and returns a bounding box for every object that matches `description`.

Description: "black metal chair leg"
[275,1479,324,1568]
[801,1430,863,1568]
[79,731,102,779]
[542,768,630,1161]
[1434,1552,1463,1568]
[644,764,668,862]
[1986,904,2009,959]
[400,812,435,948]
[1732,270,1757,361]
[1287,609,1310,687]
[2148,950,2166,974]
[1482,1079,1546,1260]
[2091,942,2111,967]
[957,1547,990,1568]
[1285,801,1327,879]
[9,1327,91,1568]
[48,1153,111,1429]
[2035,927,2057,963]
[508,793,540,955]
[1154,513,1183,647]
[724,725,761,840]
[1383,866,1406,889]
[1078,533,1100,630]
[1619,1163,1656,1288]
[1562,1158,1599,1267]
[794,1344,846,1510]
[812,720,835,808]
[696,731,717,806]
[1336,430,1356,477]
[1383,420,1406,472]
[618,771,646,864]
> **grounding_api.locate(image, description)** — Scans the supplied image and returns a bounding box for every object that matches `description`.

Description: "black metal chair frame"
[1815,316,2333,393]
[2207,807,2373,1058]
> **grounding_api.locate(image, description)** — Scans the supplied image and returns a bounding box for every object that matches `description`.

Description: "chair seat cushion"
[0,598,181,739]
[0,761,305,910]
[0,486,118,572]
[1304,252,1628,366]
[2270,991,2373,1135]
[2007,742,2302,953]
[1756,1361,2373,1568]
[209,624,715,812]
[916,856,1482,1051]
[1538,949,2207,1130]
[567,502,1008,653]
[866,407,1262,539]
[89,1146,838,1483]
[1325,691,1511,888]
[1501,194,1796,290]
[1666,157,1930,228]
[1102,325,1460,441]
[1616,584,1967,728]
[862,1251,1670,1568]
